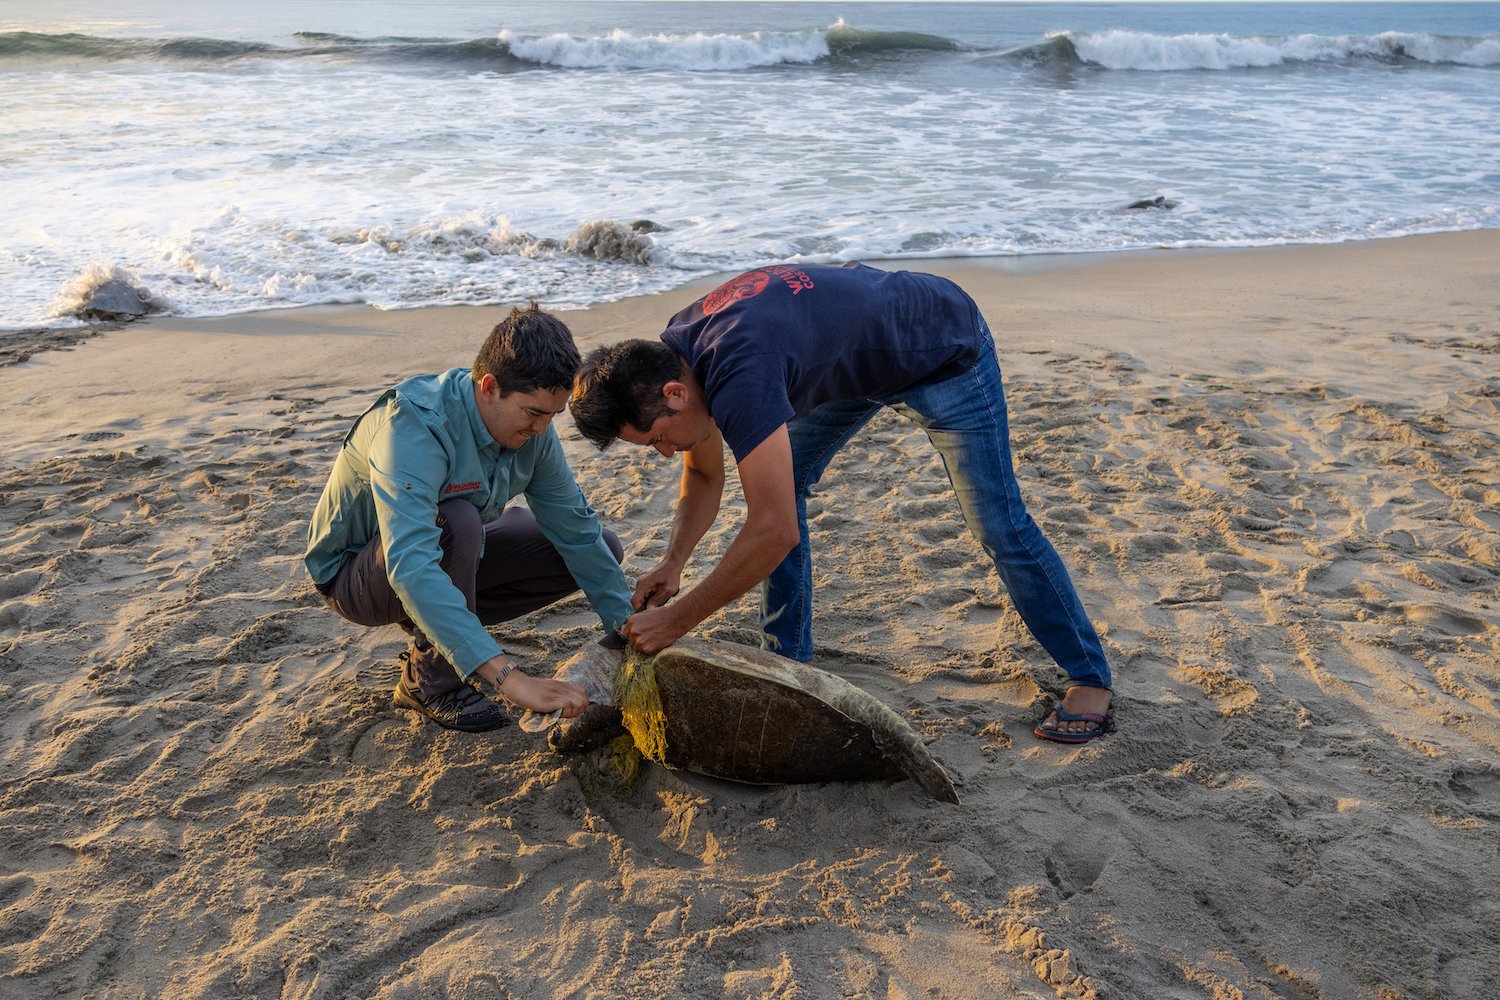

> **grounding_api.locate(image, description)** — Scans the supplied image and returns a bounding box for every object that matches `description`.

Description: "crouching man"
[304,304,632,732]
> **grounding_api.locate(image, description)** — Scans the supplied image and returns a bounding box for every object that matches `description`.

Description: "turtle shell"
[625,637,959,804]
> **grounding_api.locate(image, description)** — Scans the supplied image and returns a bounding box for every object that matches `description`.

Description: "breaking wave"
[0,29,518,69]
[1010,30,1500,71]
[498,27,829,71]
[323,216,663,266]
[6,25,1493,74]
[500,19,955,70]
[26,215,673,325]
[52,264,169,322]
[0,20,960,72]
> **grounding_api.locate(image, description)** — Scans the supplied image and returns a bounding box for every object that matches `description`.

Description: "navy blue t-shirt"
[660,263,985,461]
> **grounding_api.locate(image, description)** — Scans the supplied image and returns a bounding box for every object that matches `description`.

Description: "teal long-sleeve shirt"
[304,368,632,677]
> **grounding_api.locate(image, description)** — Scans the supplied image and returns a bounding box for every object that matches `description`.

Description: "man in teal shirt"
[305,304,633,732]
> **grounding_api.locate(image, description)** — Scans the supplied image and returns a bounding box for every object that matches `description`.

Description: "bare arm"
[475,655,588,716]
[622,425,800,652]
[632,426,728,609]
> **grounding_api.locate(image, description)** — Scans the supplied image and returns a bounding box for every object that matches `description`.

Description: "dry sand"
[1,232,1496,999]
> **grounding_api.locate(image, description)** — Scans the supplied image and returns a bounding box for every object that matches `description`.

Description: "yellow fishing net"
[603,734,642,789]
[614,647,670,767]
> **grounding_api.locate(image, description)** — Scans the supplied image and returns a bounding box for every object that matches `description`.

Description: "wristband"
[493,661,513,687]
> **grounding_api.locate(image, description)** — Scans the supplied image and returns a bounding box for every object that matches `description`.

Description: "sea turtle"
[521,636,960,804]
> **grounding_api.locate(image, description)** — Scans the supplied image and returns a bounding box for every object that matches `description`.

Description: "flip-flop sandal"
[1033,705,1114,745]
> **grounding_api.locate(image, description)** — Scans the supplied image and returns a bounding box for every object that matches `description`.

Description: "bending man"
[569,264,1113,743]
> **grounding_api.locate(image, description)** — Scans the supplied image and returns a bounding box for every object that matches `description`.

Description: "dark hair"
[570,339,684,450]
[472,302,581,396]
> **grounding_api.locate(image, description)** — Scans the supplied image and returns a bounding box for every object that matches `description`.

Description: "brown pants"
[322,500,623,696]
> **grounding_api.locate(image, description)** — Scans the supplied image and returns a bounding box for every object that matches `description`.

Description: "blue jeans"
[761,331,1112,690]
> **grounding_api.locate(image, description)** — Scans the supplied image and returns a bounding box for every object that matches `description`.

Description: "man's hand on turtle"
[620,603,688,654]
[498,672,589,717]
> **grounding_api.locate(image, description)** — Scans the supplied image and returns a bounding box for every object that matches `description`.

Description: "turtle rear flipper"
[865,721,961,804]
[797,667,961,804]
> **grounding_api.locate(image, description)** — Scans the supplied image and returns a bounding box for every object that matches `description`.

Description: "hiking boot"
[393,675,509,733]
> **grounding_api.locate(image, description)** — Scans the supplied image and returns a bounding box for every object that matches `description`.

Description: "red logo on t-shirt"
[444,481,481,494]
[702,270,771,315]
[699,266,815,316]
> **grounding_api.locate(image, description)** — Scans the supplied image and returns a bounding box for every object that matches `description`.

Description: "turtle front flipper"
[548,703,627,754]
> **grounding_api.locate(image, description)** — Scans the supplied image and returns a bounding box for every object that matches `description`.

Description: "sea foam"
[52,264,168,323]
[498,27,829,71]
[1053,29,1500,71]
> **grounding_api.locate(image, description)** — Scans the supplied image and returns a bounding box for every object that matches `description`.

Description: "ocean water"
[1,1,1496,330]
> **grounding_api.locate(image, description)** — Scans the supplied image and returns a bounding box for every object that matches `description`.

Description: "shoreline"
[1,228,1497,998]
[4,229,1496,467]
[5,226,1494,358]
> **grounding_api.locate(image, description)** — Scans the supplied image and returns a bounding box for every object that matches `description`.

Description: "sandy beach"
[1,232,1496,998]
